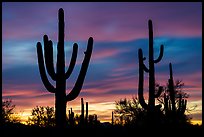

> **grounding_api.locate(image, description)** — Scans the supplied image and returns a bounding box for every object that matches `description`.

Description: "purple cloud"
[2,2,201,42]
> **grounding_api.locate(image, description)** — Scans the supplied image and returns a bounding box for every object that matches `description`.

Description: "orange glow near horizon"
[13,96,202,125]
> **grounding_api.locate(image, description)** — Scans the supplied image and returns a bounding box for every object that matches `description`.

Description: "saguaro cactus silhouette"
[85,102,88,124]
[36,8,93,128]
[111,111,114,125]
[80,98,84,125]
[138,20,164,113]
[68,108,74,126]
[164,63,187,116]
[168,63,176,113]
[79,98,88,125]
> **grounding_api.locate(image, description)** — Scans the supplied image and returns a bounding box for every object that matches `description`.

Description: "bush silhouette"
[27,106,55,127]
[114,97,148,127]
[2,99,20,124]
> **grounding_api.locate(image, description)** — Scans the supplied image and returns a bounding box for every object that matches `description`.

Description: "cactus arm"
[37,42,56,93]
[65,43,78,79]
[142,57,149,72]
[138,49,148,109]
[143,64,149,73]
[154,45,164,63]
[155,86,163,98]
[66,37,93,102]
[138,88,148,110]
[43,35,56,80]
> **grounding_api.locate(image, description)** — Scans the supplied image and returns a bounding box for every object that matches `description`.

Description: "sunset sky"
[2,2,202,125]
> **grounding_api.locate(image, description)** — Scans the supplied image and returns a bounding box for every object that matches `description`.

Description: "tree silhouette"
[36,8,93,128]
[114,97,148,126]
[88,114,100,126]
[2,99,20,124]
[27,106,55,127]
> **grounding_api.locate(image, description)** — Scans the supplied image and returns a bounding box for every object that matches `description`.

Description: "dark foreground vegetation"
[0,122,202,137]
[2,97,202,137]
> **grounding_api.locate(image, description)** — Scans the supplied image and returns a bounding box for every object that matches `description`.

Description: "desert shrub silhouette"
[2,99,20,124]
[114,97,148,127]
[27,106,55,127]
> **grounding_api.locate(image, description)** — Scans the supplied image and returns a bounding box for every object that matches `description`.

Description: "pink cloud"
[92,48,129,61]
[3,3,201,42]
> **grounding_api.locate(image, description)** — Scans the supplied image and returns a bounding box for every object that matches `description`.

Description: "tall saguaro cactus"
[138,20,164,113]
[36,8,93,128]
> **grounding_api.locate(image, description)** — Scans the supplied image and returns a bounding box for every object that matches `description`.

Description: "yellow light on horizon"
[191,120,202,126]
[15,100,202,126]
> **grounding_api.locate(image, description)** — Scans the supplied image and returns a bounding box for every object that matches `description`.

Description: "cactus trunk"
[36,8,93,128]
[148,20,155,111]
[55,9,66,127]
[55,83,66,127]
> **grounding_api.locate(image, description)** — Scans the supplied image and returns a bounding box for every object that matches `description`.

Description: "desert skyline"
[2,2,202,125]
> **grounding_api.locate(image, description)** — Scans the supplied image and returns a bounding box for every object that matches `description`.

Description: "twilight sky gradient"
[2,2,202,124]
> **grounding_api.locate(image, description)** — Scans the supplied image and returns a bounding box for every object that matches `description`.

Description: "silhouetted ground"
[0,123,202,137]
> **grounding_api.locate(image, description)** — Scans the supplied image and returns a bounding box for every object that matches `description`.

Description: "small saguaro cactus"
[80,98,84,125]
[168,63,176,113]
[36,8,93,128]
[111,111,114,125]
[138,20,164,113]
[165,63,187,116]
[68,108,74,126]
[80,98,89,125]
[85,102,88,124]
